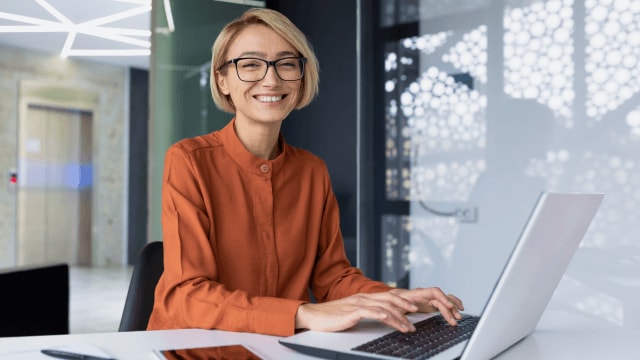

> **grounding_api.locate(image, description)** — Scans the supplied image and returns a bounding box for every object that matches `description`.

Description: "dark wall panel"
[128,68,149,264]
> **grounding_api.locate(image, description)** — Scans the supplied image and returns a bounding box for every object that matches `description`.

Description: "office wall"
[0,45,129,267]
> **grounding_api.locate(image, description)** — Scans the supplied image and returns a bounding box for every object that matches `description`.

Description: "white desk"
[0,310,638,359]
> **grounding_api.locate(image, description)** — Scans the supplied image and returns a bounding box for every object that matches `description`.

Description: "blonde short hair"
[210,8,320,114]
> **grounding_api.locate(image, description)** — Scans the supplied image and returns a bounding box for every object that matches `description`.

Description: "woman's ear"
[215,71,230,95]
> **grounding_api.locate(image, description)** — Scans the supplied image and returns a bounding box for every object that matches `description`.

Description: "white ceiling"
[0,0,151,69]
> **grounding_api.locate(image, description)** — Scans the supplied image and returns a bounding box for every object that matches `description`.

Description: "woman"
[147,7,463,337]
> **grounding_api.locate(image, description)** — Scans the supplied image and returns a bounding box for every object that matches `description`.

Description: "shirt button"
[259,163,270,173]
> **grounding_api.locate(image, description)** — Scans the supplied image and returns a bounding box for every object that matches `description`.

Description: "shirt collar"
[220,118,287,176]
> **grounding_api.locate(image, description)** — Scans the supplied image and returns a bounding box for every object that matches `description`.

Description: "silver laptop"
[280,192,604,360]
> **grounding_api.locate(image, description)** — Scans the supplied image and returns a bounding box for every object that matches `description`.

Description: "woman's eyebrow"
[276,50,298,57]
[238,51,266,58]
[237,50,298,58]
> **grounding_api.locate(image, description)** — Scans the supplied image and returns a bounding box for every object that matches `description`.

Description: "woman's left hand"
[389,288,464,326]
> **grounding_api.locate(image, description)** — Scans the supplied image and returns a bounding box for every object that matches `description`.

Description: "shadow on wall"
[446,97,555,313]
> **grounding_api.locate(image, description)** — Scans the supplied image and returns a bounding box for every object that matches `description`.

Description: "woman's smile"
[255,95,284,103]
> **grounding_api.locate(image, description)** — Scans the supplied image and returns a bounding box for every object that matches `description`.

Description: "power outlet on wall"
[455,207,478,223]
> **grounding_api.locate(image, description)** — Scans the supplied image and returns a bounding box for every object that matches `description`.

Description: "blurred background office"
[0,0,638,333]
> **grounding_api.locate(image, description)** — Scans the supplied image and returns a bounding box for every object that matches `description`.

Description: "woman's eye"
[242,62,261,68]
[278,60,298,69]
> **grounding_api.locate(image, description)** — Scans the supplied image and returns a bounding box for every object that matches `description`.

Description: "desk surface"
[1,310,638,360]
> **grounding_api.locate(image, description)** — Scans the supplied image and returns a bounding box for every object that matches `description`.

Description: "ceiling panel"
[0,0,151,69]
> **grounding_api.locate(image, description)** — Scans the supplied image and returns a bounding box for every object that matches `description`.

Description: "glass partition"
[149,0,265,243]
[376,0,640,327]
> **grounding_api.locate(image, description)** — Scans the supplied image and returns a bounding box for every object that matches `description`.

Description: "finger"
[385,291,420,313]
[430,299,462,325]
[389,288,434,313]
[369,290,419,314]
[367,308,416,333]
[355,302,416,333]
[447,294,464,311]
[428,289,459,310]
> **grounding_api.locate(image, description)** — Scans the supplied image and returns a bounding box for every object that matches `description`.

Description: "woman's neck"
[233,118,282,160]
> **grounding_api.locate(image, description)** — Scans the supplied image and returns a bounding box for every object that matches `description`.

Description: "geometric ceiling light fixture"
[0,0,151,58]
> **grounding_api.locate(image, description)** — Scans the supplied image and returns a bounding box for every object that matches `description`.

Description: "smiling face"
[215,24,302,127]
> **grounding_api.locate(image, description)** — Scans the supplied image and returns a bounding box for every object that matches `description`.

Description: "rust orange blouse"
[147,119,390,336]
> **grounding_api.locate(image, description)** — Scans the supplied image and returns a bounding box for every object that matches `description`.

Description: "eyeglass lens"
[234,57,304,82]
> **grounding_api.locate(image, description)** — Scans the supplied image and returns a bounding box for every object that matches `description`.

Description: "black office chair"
[119,241,164,332]
[0,263,69,336]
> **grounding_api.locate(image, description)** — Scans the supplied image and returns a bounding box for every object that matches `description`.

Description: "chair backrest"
[0,263,69,336]
[119,241,164,332]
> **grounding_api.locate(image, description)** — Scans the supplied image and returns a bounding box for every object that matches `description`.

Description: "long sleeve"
[147,119,389,336]
[305,163,391,302]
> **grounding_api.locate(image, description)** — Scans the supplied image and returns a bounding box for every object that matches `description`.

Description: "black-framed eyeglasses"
[218,56,307,82]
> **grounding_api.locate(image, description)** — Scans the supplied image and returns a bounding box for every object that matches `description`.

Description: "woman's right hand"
[295,287,463,333]
[295,291,419,333]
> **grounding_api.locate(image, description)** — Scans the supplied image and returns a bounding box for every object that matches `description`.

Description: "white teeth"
[257,96,282,102]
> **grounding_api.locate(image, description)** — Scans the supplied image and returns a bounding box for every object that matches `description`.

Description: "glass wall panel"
[378,0,640,328]
[149,0,265,242]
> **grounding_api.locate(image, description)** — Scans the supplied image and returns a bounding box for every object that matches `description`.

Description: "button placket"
[254,161,276,296]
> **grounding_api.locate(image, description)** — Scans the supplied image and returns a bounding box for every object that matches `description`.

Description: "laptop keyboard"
[352,314,480,359]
